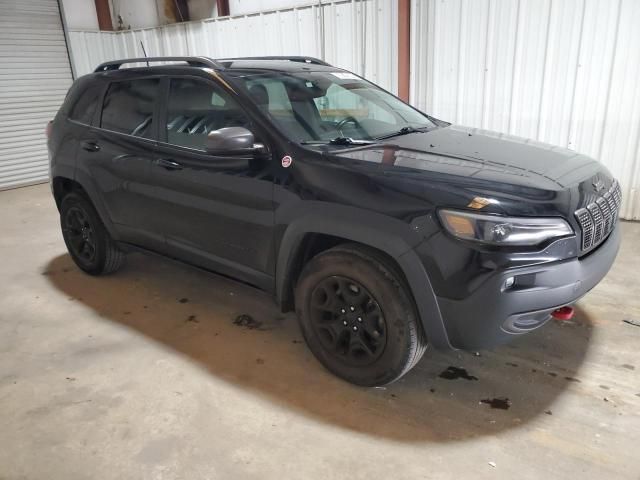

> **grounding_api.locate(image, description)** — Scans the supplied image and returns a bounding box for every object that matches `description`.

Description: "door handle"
[155,158,183,171]
[81,141,100,152]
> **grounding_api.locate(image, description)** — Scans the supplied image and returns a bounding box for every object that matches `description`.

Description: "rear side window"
[101,79,159,138]
[68,85,100,125]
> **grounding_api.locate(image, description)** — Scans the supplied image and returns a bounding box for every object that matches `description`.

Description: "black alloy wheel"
[295,244,427,386]
[63,206,97,264]
[60,192,125,275]
[309,275,387,366]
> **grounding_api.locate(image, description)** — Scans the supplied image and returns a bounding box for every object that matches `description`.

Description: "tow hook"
[551,306,575,321]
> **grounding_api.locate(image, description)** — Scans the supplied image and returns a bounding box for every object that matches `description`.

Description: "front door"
[148,76,276,290]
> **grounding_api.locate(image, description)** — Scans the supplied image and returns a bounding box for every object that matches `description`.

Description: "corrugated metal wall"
[410,0,640,219]
[60,0,640,219]
[0,0,73,190]
[67,0,398,94]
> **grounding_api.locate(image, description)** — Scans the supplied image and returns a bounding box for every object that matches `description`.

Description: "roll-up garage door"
[0,0,74,190]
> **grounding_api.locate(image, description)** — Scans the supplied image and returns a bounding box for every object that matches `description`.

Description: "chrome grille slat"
[604,191,616,217]
[574,180,621,253]
[613,183,621,206]
[587,203,604,244]
[575,208,593,250]
[597,197,611,233]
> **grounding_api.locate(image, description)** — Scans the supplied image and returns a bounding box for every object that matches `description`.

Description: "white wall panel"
[68,0,397,93]
[59,0,99,30]
[411,0,640,219]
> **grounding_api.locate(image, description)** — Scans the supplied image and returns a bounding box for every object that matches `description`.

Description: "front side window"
[100,79,159,138]
[165,77,251,150]
[233,71,435,142]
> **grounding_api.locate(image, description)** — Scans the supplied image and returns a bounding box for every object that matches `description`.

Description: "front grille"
[574,180,621,252]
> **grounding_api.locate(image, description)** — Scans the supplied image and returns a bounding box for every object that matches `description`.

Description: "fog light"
[504,276,515,290]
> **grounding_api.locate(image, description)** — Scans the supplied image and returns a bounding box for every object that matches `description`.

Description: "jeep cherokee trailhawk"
[48,56,621,386]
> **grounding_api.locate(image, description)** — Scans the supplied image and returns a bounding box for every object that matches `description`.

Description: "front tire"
[60,192,124,275]
[295,244,427,386]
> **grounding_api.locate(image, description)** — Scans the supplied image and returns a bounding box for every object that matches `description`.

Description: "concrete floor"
[1,184,639,480]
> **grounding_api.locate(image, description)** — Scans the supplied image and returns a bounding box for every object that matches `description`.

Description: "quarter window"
[100,79,159,138]
[166,78,250,150]
[68,87,100,125]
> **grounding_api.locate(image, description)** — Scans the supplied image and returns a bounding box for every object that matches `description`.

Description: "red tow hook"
[551,306,575,321]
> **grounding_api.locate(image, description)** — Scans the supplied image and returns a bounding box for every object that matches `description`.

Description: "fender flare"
[275,207,453,350]
[53,168,120,241]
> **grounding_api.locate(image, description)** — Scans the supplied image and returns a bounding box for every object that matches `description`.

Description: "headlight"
[438,209,573,246]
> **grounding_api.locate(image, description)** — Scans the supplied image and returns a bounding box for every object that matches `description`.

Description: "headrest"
[248,84,269,106]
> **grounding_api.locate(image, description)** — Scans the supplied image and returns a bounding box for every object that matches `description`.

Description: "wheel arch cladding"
[52,176,80,210]
[52,173,119,240]
[275,207,453,350]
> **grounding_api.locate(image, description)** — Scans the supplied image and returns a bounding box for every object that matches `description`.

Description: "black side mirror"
[205,127,265,156]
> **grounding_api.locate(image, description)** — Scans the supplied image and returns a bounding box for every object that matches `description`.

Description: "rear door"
[76,77,164,250]
[146,75,276,290]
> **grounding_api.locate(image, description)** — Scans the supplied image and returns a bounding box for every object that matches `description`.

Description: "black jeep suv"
[48,56,621,386]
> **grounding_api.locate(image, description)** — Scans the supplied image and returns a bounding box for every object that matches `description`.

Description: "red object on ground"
[551,306,575,321]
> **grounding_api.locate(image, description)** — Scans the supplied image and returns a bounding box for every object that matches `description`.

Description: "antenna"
[140,41,149,67]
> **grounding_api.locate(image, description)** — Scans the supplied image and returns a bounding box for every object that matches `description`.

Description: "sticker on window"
[330,72,360,80]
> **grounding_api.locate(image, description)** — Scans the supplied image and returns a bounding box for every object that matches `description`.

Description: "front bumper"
[436,224,621,350]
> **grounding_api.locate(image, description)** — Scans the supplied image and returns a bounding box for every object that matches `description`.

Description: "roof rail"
[94,56,223,72]
[218,56,332,66]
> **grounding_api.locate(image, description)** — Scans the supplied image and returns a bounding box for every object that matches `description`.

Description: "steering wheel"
[336,116,362,136]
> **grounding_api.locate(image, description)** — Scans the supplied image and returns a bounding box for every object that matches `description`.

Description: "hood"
[335,125,606,190]
[315,125,615,218]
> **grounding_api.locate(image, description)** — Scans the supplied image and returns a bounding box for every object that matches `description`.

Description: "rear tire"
[60,192,124,275]
[295,244,427,386]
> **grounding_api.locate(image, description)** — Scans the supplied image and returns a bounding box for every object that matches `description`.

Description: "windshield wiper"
[374,126,430,141]
[301,137,377,146]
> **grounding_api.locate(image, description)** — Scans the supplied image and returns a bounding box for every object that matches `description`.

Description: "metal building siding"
[411,0,640,219]
[0,0,73,190]
[67,0,398,94]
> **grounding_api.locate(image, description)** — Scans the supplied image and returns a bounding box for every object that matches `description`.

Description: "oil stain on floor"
[438,366,479,381]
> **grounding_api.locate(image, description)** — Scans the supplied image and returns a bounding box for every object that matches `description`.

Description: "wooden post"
[398,0,411,102]
[216,0,230,17]
[94,0,113,31]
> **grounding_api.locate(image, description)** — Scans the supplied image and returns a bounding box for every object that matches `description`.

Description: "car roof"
[93,56,341,75]
[218,59,339,73]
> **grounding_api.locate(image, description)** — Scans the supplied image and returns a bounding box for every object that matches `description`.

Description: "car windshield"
[229,70,436,143]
